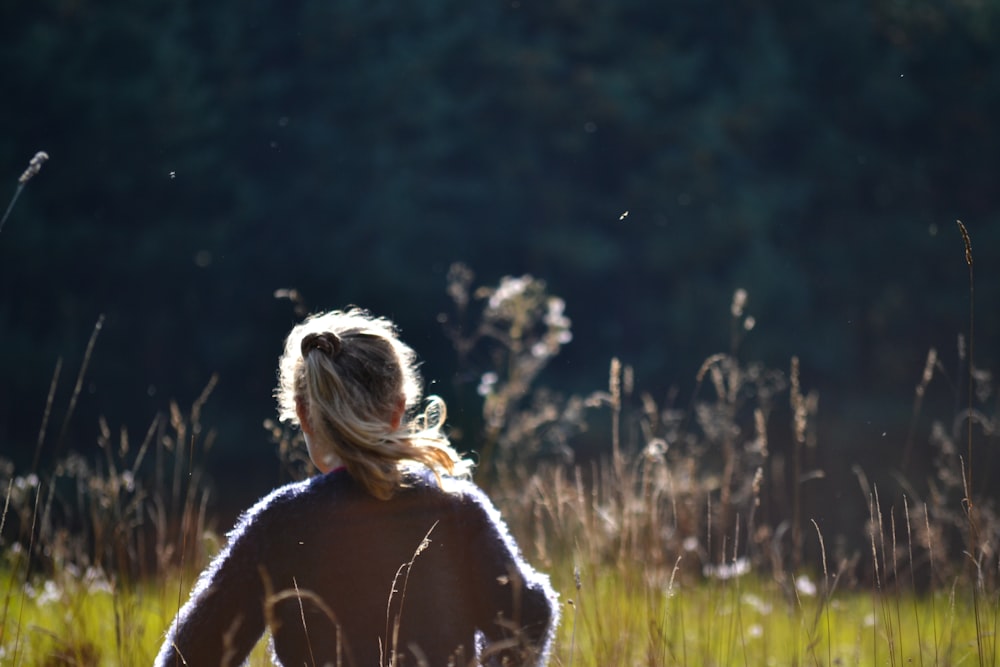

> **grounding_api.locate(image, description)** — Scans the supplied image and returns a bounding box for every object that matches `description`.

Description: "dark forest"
[2,0,999,528]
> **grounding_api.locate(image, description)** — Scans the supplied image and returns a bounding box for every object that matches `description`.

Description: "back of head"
[275,308,470,499]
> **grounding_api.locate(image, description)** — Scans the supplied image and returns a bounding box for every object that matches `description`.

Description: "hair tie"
[301,331,342,358]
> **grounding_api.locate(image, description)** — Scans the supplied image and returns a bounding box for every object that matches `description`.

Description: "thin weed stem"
[903,497,925,667]
[902,348,937,476]
[0,478,11,540]
[11,480,44,664]
[53,315,105,462]
[956,220,986,666]
[567,565,581,667]
[31,358,62,474]
[0,151,48,233]
[870,492,880,666]
[0,479,14,641]
[811,519,832,667]
[790,356,805,571]
[891,509,904,665]
[384,521,437,667]
[262,568,346,667]
[609,358,625,489]
[924,504,941,665]
[293,577,318,667]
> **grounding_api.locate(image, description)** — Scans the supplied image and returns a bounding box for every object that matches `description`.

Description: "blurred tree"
[0,0,997,492]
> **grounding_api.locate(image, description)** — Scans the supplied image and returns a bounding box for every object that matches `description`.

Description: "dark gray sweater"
[156,468,558,666]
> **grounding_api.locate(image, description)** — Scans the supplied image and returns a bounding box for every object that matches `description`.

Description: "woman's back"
[157,469,556,666]
[157,309,558,665]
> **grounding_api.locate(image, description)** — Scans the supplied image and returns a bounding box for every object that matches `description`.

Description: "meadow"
[3,262,999,666]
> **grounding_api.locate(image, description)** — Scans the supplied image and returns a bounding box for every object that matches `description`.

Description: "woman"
[156,308,558,666]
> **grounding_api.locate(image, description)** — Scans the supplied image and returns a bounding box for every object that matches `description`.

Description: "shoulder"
[228,470,354,540]
[438,477,561,624]
[400,468,496,510]
[426,475,523,557]
[439,475,504,518]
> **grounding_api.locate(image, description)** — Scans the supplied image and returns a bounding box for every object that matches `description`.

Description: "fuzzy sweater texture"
[155,468,558,666]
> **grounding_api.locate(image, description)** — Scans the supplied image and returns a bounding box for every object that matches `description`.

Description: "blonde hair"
[275,308,471,499]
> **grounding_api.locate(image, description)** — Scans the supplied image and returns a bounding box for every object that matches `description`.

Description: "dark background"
[1,1,998,528]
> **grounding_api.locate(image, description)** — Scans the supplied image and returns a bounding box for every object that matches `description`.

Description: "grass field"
[3,549,998,665]
[3,270,998,665]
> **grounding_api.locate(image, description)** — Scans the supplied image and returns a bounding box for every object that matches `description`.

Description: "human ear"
[296,398,314,436]
[390,396,406,430]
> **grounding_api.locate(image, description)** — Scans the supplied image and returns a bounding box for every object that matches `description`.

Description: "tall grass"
[450,263,1000,666]
[0,363,221,665]
[2,261,1000,665]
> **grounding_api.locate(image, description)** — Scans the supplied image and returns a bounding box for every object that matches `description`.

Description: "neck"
[319,452,345,473]
[304,433,344,473]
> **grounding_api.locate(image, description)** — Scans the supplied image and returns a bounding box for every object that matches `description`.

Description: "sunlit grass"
[4,555,996,666]
[2,564,162,665]
[547,565,995,667]
[1,563,275,666]
[3,267,997,665]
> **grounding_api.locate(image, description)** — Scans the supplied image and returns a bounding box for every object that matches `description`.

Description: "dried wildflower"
[731,288,748,318]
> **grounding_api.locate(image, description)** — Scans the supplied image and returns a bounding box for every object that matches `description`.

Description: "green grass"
[548,564,999,667]
[3,269,997,665]
[4,556,997,666]
[1,563,275,666]
[2,565,164,665]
